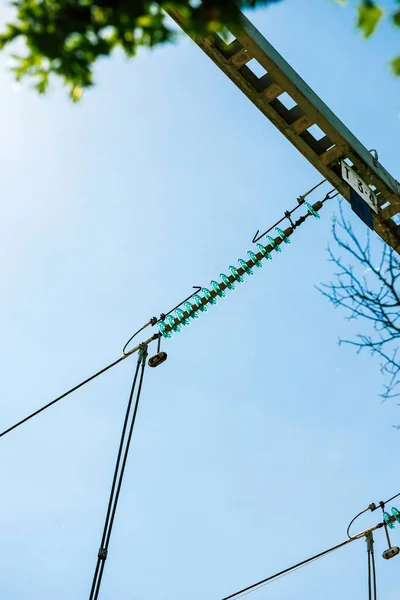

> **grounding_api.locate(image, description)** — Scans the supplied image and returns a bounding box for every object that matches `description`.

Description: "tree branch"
[319,201,400,401]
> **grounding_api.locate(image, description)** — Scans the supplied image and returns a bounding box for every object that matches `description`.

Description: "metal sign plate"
[341,160,378,214]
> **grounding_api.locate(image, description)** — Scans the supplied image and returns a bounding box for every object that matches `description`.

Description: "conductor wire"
[89,344,148,600]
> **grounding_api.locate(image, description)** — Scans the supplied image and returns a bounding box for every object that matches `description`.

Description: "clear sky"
[1,1,400,599]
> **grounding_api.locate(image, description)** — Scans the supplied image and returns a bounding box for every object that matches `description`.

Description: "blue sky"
[1,0,400,599]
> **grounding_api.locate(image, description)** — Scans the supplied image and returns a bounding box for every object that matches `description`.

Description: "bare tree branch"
[318,201,400,401]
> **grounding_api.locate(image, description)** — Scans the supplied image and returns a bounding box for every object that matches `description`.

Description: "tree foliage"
[0,0,281,99]
[320,204,400,403]
[0,0,398,100]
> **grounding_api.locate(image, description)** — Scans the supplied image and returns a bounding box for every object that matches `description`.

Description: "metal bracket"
[165,7,400,253]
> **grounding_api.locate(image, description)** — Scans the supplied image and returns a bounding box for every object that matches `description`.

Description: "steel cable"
[89,344,148,600]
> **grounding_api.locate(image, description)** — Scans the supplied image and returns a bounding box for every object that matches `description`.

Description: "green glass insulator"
[238,258,253,275]
[166,314,181,333]
[175,308,190,326]
[384,511,396,529]
[220,273,235,291]
[193,294,208,312]
[247,250,262,268]
[184,301,199,319]
[211,280,226,298]
[229,266,245,283]
[392,507,400,523]
[158,321,173,339]
[275,227,291,245]
[256,243,272,261]
[202,287,218,305]
[305,202,321,219]
[266,235,282,253]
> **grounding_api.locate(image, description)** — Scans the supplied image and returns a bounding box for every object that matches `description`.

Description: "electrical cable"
[383,492,400,505]
[347,491,400,538]
[347,507,371,539]
[372,540,377,600]
[122,320,153,355]
[88,355,141,599]
[1,192,329,440]
[0,332,159,440]
[366,532,377,600]
[0,355,126,440]
[89,344,148,600]
[158,197,327,340]
[221,537,355,600]
[251,188,335,244]
[223,551,339,600]
[222,518,385,600]
[367,539,372,600]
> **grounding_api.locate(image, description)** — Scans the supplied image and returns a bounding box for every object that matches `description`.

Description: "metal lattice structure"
[166,7,400,254]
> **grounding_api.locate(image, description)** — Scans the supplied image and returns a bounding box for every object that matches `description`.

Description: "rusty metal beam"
[166,7,400,253]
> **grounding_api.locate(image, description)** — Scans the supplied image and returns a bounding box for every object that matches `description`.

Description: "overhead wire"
[224,549,341,600]
[122,320,154,355]
[371,543,377,600]
[0,355,126,440]
[122,287,202,355]
[347,490,400,538]
[0,183,390,598]
[221,537,355,600]
[367,541,372,600]
[221,520,385,600]
[366,532,377,600]
[89,344,148,600]
[347,507,371,539]
[252,186,337,243]
[1,189,330,441]
[0,331,159,440]
[383,491,400,505]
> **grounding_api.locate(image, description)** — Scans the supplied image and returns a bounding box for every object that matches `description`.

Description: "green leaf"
[35,72,49,94]
[391,54,400,76]
[393,10,400,27]
[0,0,392,101]
[71,85,84,102]
[357,1,383,38]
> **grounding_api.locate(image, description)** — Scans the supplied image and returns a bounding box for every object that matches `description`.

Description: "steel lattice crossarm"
[165,6,400,254]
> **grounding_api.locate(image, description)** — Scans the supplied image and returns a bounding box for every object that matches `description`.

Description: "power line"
[0,332,158,440]
[122,319,156,355]
[0,185,394,598]
[89,344,148,600]
[222,549,340,600]
[157,197,326,340]
[221,538,354,600]
[0,355,125,440]
[347,491,400,538]
[221,522,384,600]
[371,544,377,600]
[366,532,377,600]
[1,195,325,441]
[367,538,372,600]
[383,492,400,505]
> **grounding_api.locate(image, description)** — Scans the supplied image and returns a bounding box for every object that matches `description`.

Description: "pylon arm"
[166,7,400,253]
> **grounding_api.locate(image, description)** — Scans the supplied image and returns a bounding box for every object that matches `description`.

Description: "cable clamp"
[285,210,295,229]
[323,189,339,202]
[98,547,108,561]
[138,343,148,364]
[365,531,374,551]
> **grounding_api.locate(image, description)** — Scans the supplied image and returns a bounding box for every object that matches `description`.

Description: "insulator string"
[158,201,321,340]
